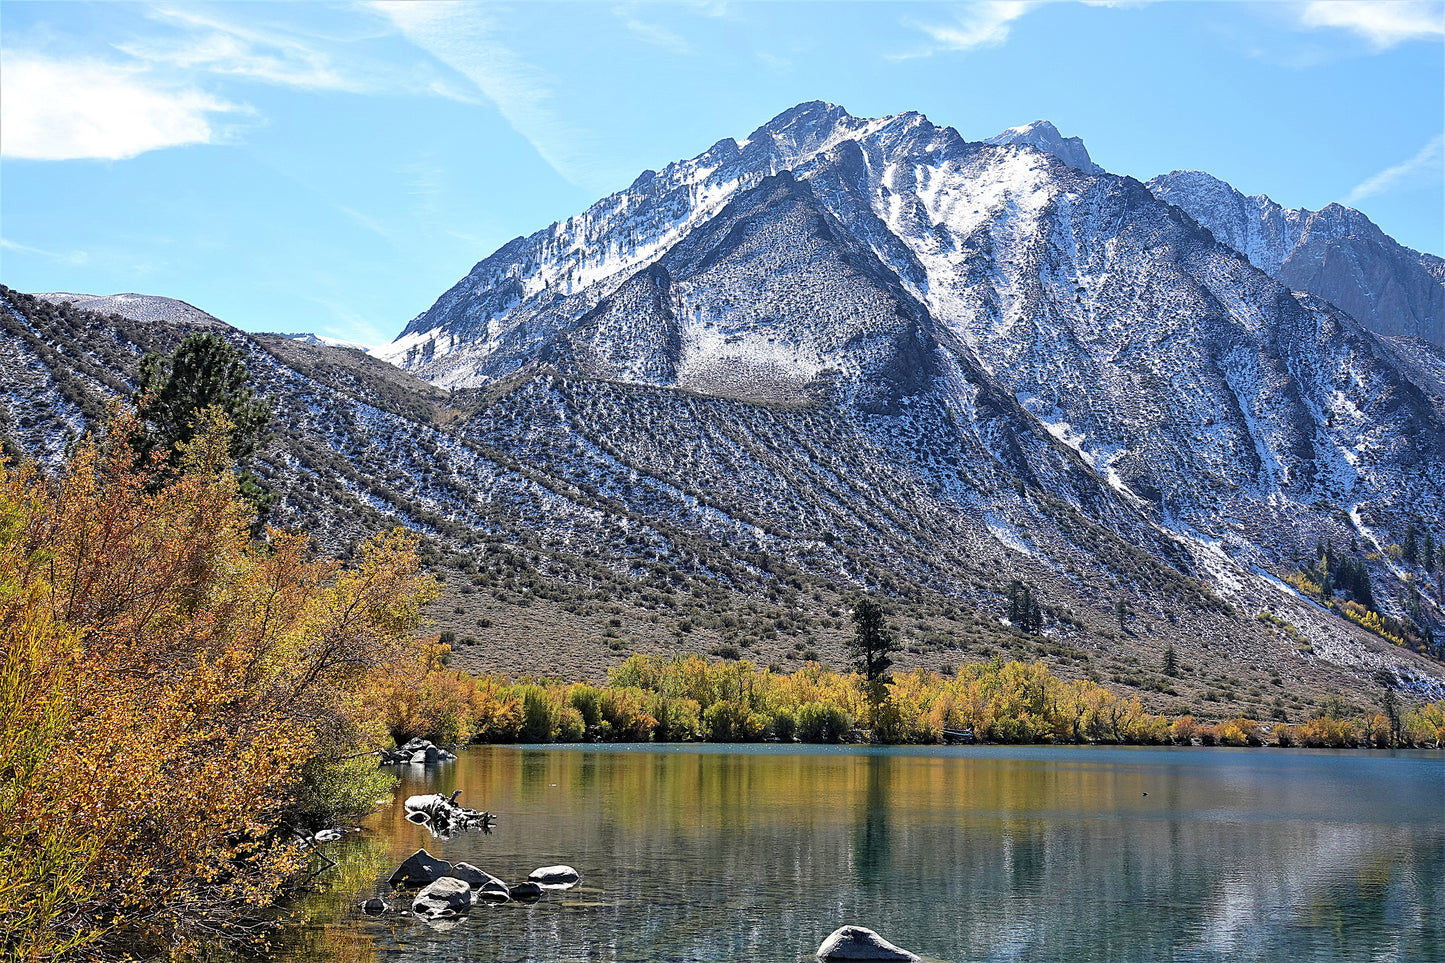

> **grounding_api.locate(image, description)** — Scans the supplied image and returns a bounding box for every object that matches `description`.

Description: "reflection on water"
[280,746,1444,963]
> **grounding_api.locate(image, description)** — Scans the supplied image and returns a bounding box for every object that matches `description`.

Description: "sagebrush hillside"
[3,282,1441,724]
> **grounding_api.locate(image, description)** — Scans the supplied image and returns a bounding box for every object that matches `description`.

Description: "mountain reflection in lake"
[282,745,1444,963]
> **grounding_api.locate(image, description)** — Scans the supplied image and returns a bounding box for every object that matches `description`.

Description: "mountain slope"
[1147,170,1445,349]
[374,103,1445,697]
[8,283,1442,715]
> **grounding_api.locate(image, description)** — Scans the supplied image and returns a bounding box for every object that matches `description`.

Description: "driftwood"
[403,789,495,839]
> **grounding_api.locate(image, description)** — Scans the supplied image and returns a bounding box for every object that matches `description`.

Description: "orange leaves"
[0,413,434,959]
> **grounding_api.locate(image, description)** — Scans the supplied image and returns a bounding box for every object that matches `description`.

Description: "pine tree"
[132,333,273,522]
[132,333,272,469]
[1007,581,1043,634]
[1162,643,1178,678]
[1115,598,1128,631]
[849,596,900,687]
[1424,529,1436,574]
[1403,523,1419,565]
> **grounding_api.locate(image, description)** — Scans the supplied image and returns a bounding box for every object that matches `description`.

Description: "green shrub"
[521,686,559,742]
[772,708,797,742]
[569,683,604,728]
[556,707,586,742]
[796,702,850,743]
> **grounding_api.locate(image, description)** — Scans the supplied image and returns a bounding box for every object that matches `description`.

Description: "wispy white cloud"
[370,1,599,187]
[0,236,91,265]
[123,6,355,90]
[892,1,1039,60]
[1297,1,1443,50]
[613,4,695,55]
[337,205,394,242]
[0,52,244,160]
[1347,133,1445,203]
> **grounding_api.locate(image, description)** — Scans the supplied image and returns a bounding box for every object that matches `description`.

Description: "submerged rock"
[528,865,580,888]
[388,848,452,888]
[412,876,473,918]
[359,897,390,915]
[510,880,544,902]
[815,925,920,961]
[450,862,511,901]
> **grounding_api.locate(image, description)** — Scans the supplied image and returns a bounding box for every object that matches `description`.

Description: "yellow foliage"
[1341,601,1406,646]
[0,412,435,959]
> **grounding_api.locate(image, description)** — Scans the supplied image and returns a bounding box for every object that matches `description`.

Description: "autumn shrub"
[569,683,605,729]
[650,693,701,741]
[1403,702,1445,747]
[796,701,851,742]
[1295,715,1356,748]
[1170,715,1198,745]
[601,686,658,741]
[0,414,435,959]
[521,685,562,742]
[1216,718,1263,747]
[772,707,798,742]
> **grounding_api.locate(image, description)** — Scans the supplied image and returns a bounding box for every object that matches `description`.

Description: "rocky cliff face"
[1147,170,1445,349]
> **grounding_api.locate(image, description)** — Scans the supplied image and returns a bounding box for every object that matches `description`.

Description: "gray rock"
[359,897,390,915]
[528,865,581,888]
[388,848,451,888]
[412,876,473,918]
[510,880,544,902]
[815,925,920,961]
[450,862,510,901]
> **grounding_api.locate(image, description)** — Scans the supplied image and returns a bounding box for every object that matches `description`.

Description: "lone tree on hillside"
[1007,580,1043,634]
[850,595,900,687]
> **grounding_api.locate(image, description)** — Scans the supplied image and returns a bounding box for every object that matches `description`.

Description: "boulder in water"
[450,862,511,901]
[359,897,390,915]
[412,876,473,918]
[528,865,580,888]
[815,925,920,961]
[510,880,544,902]
[388,848,451,888]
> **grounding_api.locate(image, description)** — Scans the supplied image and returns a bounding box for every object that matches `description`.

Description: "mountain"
[9,281,1441,717]
[985,120,1103,175]
[373,102,1444,698]
[1146,170,1445,349]
[5,103,1444,715]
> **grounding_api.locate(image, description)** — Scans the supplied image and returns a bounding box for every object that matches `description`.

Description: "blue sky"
[2,1,1441,347]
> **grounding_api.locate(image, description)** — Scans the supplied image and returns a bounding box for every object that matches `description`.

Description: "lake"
[283,744,1444,963]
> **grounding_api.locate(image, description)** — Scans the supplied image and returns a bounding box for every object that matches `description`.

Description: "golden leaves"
[0,412,435,959]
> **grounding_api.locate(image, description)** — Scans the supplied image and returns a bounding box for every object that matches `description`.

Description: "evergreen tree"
[849,596,900,687]
[131,333,273,523]
[1403,523,1419,565]
[1162,643,1178,678]
[1007,581,1043,634]
[1424,529,1436,574]
[1115,598,1128,631]
[132,333,272,470]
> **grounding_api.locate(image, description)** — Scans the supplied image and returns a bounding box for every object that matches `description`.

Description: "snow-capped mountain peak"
[984,119,1103,175]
